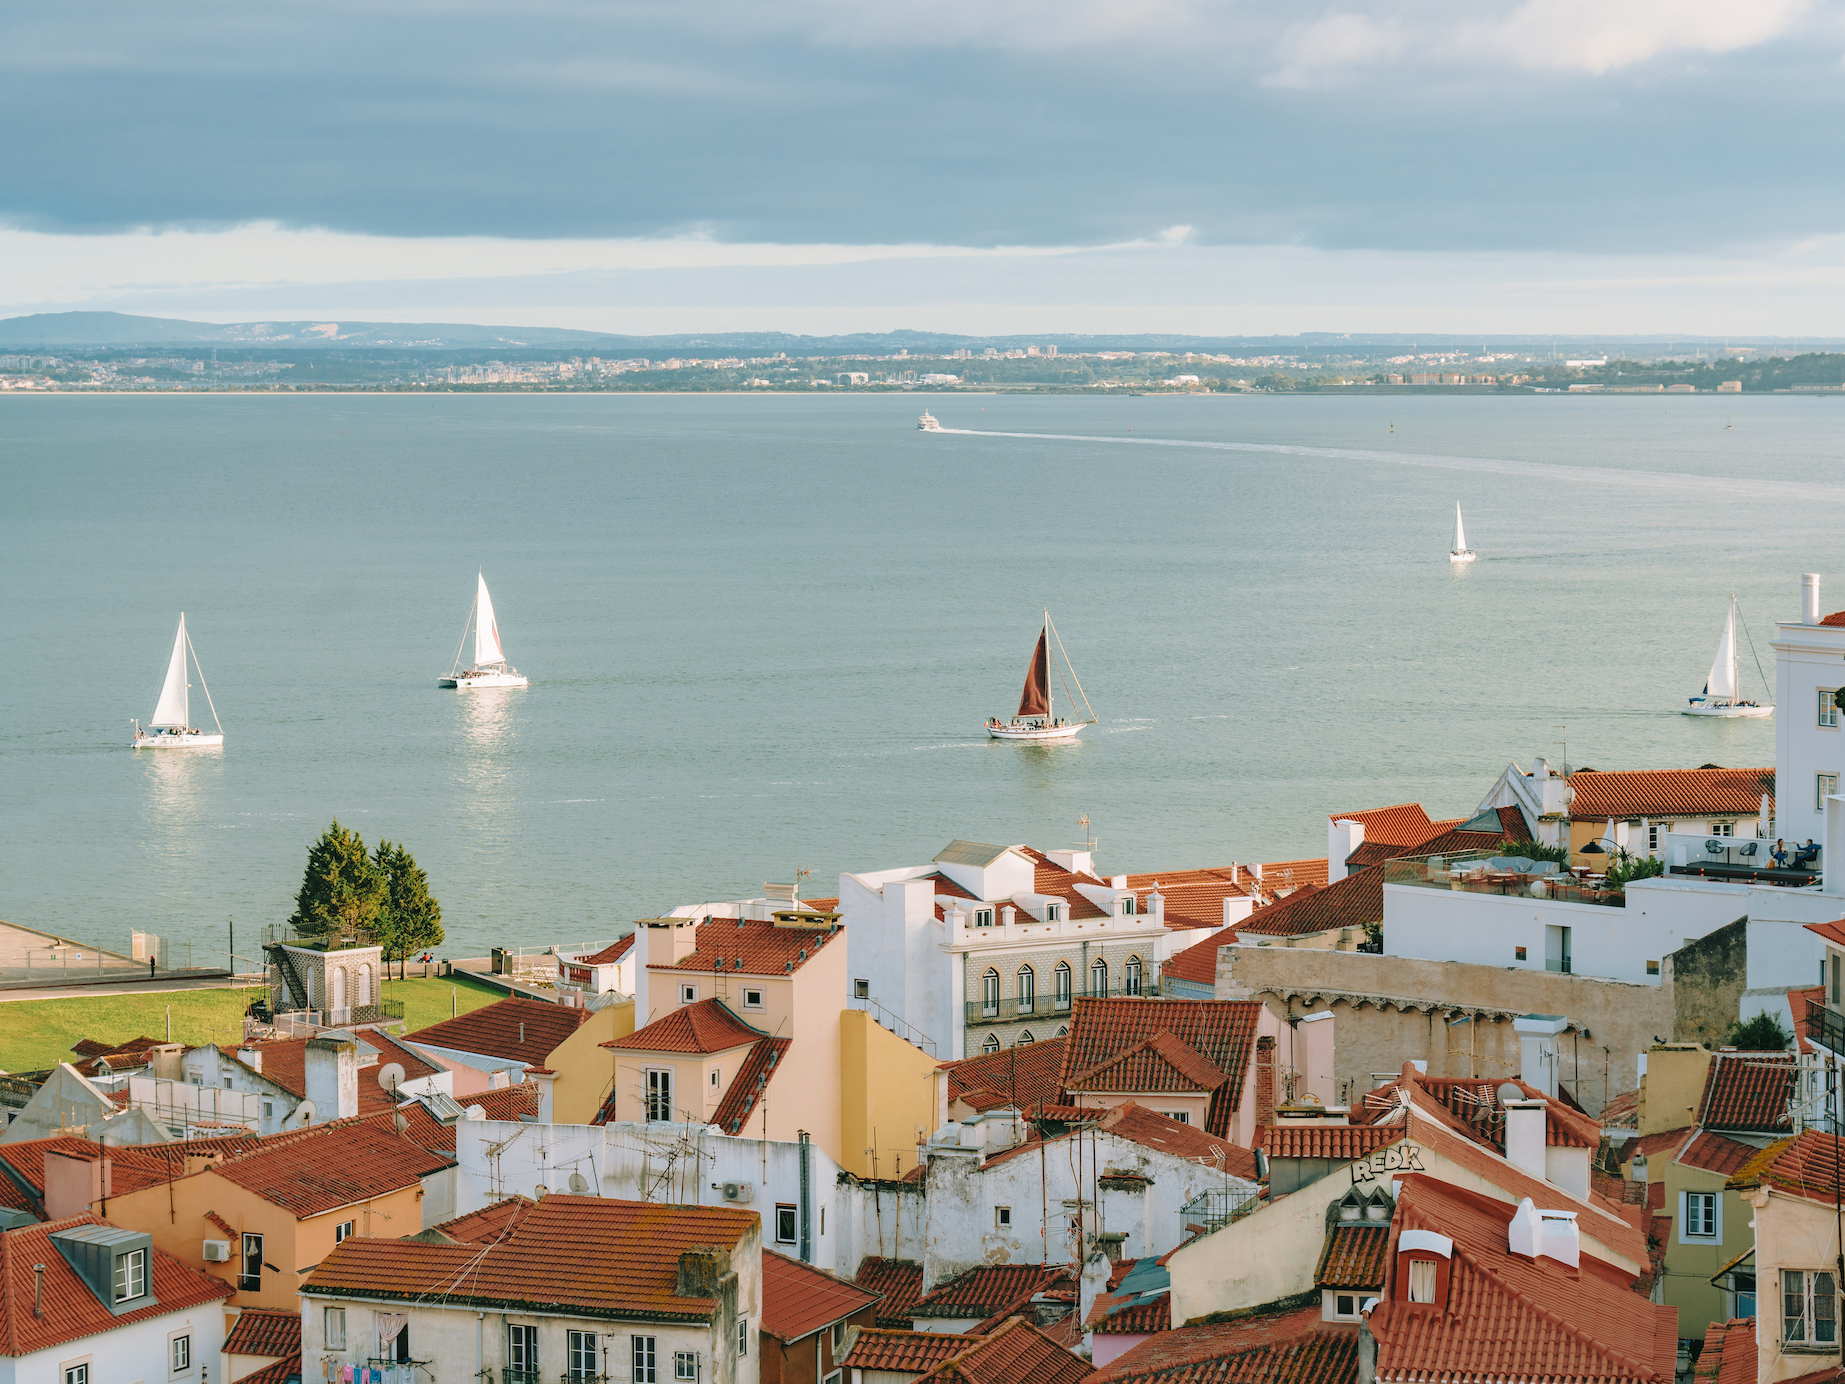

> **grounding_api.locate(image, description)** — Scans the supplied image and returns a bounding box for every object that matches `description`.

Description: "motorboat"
[918,412,942,431]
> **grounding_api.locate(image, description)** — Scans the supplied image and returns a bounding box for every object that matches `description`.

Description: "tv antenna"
[1077,816,1097,850]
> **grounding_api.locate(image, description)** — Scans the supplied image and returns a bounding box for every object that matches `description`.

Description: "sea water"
[0,390,1828,964]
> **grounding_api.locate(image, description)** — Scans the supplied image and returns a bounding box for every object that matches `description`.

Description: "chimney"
[1146,885,1164,924]
[676,1247,730,1298]
[1805,573,1822,626]
[305,1036,359,1121]
[43,1152,107,1220]
[1503,1099,1549,1181]
[1328,820,1366,882]
[1255,1036,1277,1129]
[1513,1015,1568,1097]
[1507,1197,1580,1268]
[531,1068,557,1124]
[237,1047,263,1074]
[1079,1249,1112,1333]
[1222,894,1254,927]
[1001,906,1017,927]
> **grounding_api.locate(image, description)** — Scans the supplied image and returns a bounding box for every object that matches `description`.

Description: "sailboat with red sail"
[985,611,1097,741]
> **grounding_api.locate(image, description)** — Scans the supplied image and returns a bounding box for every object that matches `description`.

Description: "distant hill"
[0,312,612,349]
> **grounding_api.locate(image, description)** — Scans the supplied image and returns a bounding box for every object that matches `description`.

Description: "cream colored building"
[1729,1132,1845,1384]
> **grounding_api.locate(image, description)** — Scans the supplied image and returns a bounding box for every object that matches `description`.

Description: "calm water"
[2,391,1831,966]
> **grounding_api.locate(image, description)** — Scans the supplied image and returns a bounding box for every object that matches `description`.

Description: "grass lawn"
[0,973,504,1073]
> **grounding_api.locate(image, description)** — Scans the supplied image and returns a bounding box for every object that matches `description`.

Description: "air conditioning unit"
[721,1182,754,1204]
[202,1240,231,1262]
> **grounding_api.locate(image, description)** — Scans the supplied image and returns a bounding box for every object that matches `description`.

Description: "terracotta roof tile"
[1316,1224,1389,1288]
[1238,863,1388,939]
[1676,1131,1760,1178]
[709,1037,792,1133]
[1695,1318,1758,1384]
[916,1316,1095,1384]
[0,1213,235,1356]
[1058,1000,1261,1138]
[664,917,843,976]
[406,996,590,1065]
[1808,920,1845,949]
[1091,1304,1356,1384]
[225,1307,302,1358]
[1498,805,1534,839]
[1069,1031,1230,1093]
[1368,1176,1676,1384]
[1357,1076,1600,1150]
[1162,933,1227,987]
[70,1036,165,1060]
[975,1102,1258,1178]
[1123,860,1331,925]
[1086,1256,1171,1334]
[581,936,635,965]
[854,1257,923,1328]
[945,1039,1068,1113]
[1698,1052,1793,1133]
[842,1327,968,1373]
[761,1250,880,1342]
[1018,849,1113,920]
[1264,1124,1401,1160]
[1327,804,1437,847]
[210,1119,456,1218]
[1791,985,1826,1055]
[605,998,767,1055]
[1600,1089,1639,1130]
[424,1195,536,1244]
[912,1264,1074,1319]
[303,1195,756,1320]
[1565,768,1773,821]
[1727,1130,1845,1202]
[1625,1128,1694,1165]
[459,1083,544,1124]
[238,1357,303,1384]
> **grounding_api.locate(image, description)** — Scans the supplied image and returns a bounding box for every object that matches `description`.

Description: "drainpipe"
[477,1312,484,1383]
[32,1264,44,1317]
[798,1130,812,1263]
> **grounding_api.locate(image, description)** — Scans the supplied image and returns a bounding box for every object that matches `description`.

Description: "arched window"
[1090,957,1109,996]
[1016,1030,1035,1045]
[1016,966,1036,1014]
[1054,962,1072,1010]
[1056,1026,1069,1037]
[980,1034,1002,1055]
[981,968,1000,1016]
[1124,956,1144,996]
[356,964,372,1007]
[331,968,347,1012]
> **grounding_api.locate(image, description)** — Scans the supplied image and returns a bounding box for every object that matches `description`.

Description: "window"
[1163,1111,1190,1124]
[742,988,763,1009]
[262,1098,274,1120]
[1784,1269,1838,1347]
[1822,688,1839,729]
[1054,962,1072,1008]
[980,1034,1001,1054]
[1090,958,1108,995]
[975,909,994,928]
[996,1206,1012,1228]
[825,1372,843,1384]
[832,1322,846,1354]
[1016,966,1035,1013]
[1119,895,1136,916]
[113,1248,146,1303]
[674,1351,698,1381]
[1821,775,1839,811]
[1736,1271,1758,1318]
[171,1334,191,1373]
[1515,946,1528,962]
[1045,903,1061,922]
[737,1318,749,1357]
[324,1307,347,1351]
[335,1219,355,1243]
[222,1074,234,1090]
[633,1337,659,1384]
[1833,956,1841,1007]
[680,983,697,1004]
[1683,1192,1719,1240]
[645,1068,673,1122]
[775,1203,797,1244]
[1015,1030,1034,1045]
[1408,1259,1438,1304]
[853,979,870,1000]
[1336,1294,1356,1317]
[1056,1026,1068,1037]
[64,1367,88,1384]
[1646,960,1660,976]
[1713,821,1735,836]
[510,1324,539,1375]
[710,1067,721,1090]
[1124,957,1143,996]
[1648,823,1662,853]
[981,968,1000,1016]
[568,1330,597,1379]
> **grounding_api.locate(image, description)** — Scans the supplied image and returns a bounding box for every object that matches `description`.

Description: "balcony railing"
[503,1370,541,1384]
[1383,851,1624,909]
[966,983,1161,1025]
[1809,998,1845,1056]
[1180,1187,1261,1238]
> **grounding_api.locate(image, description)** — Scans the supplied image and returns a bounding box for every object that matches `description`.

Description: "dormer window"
[975,909,994,928]
[1395,1229,1454,1309]
[1045,903,1061,922]
[1407,1260,1437,1303]
[1119,896,1135,916]
[50,1224,157,1317]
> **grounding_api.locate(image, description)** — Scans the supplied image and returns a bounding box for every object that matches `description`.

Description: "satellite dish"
[293,1099,317,1126]
[378,1062,406,1091]
[534,1184,550,1199]
[1495,1083,1525,1105]
[568,1171,590,1194]
[393,1112,410,1135]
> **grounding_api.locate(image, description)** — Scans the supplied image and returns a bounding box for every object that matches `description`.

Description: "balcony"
[966,983,1160,1026]
[1383,851,1624,908]
[1179,1187,1260,1237]
[503,1370,541,1384]
[1809,998,1845,1056]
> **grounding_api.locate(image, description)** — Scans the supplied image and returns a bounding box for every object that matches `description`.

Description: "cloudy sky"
[5,0,1845,334]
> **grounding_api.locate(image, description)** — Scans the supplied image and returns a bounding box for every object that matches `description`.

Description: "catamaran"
[918,411,942,431]
[1684,594,1773,718]
[132,614,224,748]
[985,611,1096,742]
[1450,503,1476,563]
[440,572,530,689]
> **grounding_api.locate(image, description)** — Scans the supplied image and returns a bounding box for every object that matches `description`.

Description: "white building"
[555,936,636,997]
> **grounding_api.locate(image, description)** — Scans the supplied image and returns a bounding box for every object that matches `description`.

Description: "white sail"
[150,615,190,727]
[1453,503,1468,553]
[474,572,506,667]
[1704,600,1739,700]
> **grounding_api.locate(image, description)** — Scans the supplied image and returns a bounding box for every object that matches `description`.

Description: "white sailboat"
[440,572,530,689]
[985,612,1096,742]
[1684,595,1773,718]
[1449,502,1477,563]
[131,614,224,748]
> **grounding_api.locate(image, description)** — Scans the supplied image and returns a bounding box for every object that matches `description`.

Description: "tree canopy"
[373,838,444,961]
[1726,1011,1793,1051]
[288,819,387,942]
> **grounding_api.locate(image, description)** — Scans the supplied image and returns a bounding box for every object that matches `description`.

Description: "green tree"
[289,820,386,942]
[374,839,444,978]
[1726,1011,1792,1050]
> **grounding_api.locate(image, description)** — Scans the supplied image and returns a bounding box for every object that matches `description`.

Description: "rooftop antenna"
[795,867,811,903]
[1077,816,1097,851]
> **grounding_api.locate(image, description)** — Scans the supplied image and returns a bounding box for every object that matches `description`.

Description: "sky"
[5,0,1845,335]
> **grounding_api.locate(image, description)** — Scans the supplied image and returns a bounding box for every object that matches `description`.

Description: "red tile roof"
[1676,1131,1759,1178]
[1357,1076,1600,1150]
[1091,1304,1357,1384]
[1162,932,1227,987]
[605,998,767,1055]
[946,1038,1069,1113]
[1085,1257,1172,1335]
[0,1137,194,1213]
[210,1119,456,1218]
[1695,1318,1757,1384]
[1807,920,1845,949]
[1498,805,1534,839]
[1565,768,1773,821]
[912,1264,1074,1320]
[1068,1031,1230,1093]
[1726,1130,1845,1203]
[1317,1224,1389,1288]
[425,1195,535,1244]
[1019,849,1113,920]
[842,1327,969,1373]
[1368,1177,1677,1384]
[914,1315,1095,1384]
[1791,985,1826,1055]
[1600,1089,1640,1130]
[458,1082,544,1123]
[303,1195,756,1320]
[225,1307,302,1358]
[406,996,590,1065]
[710,1037,792,1134]
[1124,861,1331,927]
[663,917,843,976]
[581,936,635,965]
[761,1250,880,1342]
[0,1213,235,1356]
[1058,999,1261,1138]
[1237,863,1388,939]
[1263,1124,1401,1160]
[1328,804,1437,847]
[70,1035,165,1060]
[238,1357,303,1384]
[854,1257,923,1328]
[1624,1128,1694,1166]
[1697,1052,1793,1133]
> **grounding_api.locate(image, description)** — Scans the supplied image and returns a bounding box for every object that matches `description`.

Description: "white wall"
[1774,587,1845,850]
[0,1299,224,1384]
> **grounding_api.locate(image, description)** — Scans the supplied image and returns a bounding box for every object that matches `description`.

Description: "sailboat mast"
[179,614,190,728]
[1730,595,1740,701]
[1044,611,1052,723]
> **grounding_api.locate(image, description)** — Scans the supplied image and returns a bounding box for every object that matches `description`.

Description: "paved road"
[0,974,266,1004]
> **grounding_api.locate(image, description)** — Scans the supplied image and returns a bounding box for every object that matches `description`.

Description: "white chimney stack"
[1328,821,1365,882]
[1805,573,1822,626]
[1503,1099,1549,1181]
[1508,1197,1580,1268]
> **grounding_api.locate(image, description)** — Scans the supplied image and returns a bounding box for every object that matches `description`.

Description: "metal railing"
[965,982,1160,1026]
[1179,1187,1261,1237]
[848,995,937,1056]
[1383,851,1624,909]
[1810,998,1845,1056]
[504,1371,541,1384]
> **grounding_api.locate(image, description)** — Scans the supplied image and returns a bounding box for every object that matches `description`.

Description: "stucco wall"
[1670,919,1749,1046]
[550,999,636,1125]
[1747,1186,1844,1384]
[1217,945,1674,1117]
[8,1298,225,1384]
[1167,1165,1338,1325]
[840,1009,940,1180]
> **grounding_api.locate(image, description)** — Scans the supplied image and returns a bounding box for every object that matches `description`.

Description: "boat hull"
[441,671,529,689]
[1450,551,1476,563]
[1683,703,1773,719]
[986,721,1085,742]
[133,730,223,749]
